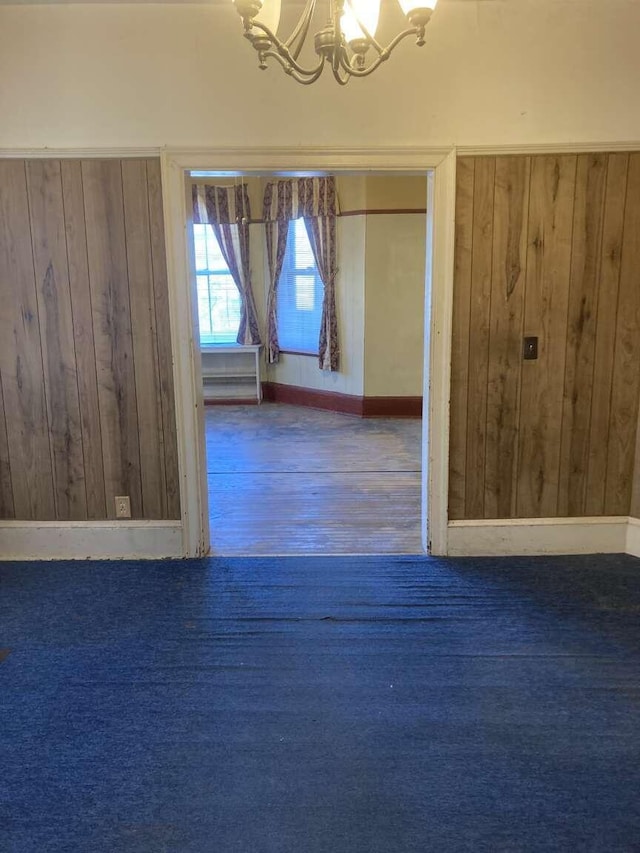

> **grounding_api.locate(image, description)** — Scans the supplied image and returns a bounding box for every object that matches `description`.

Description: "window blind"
[193,224,241,344]
[277,218,323,354]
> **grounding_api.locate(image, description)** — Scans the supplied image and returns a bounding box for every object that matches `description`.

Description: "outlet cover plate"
[115,496,131,518]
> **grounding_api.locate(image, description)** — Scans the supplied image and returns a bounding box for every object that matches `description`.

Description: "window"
[192,224,241,344]
[277,218,324,355]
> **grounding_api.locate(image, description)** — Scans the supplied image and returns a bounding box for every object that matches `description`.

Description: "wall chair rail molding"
[456,141,640,157]
[0,148,162,160]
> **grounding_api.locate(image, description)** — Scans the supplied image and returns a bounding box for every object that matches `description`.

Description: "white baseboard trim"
[2,516,638,562]
[0,520,183,561]
[447,516,629,557]
[625,517,640,558]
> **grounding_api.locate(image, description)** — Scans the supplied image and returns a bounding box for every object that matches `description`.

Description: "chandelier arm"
[330,63,352,85]
[338,25,423,77]
[258,43,326,81]
[375,24,425,58]
[291,65,327,84]
[283,60,327,85]
[284,0,319,60]
[247,20,326,77]
[341,53,386,77]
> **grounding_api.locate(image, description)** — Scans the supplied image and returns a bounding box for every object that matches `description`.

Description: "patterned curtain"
[304,214,338,371]
[264,220,289,364]
[192,183,261,346]
[262,177,339,371]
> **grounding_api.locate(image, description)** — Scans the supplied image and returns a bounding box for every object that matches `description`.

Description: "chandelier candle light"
[232,0,438,84]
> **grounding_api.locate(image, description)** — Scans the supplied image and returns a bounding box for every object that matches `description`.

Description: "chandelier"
[232,0,438,85]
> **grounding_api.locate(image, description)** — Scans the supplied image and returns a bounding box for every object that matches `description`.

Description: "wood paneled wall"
[450,153,640,520]
[0,158,180,521]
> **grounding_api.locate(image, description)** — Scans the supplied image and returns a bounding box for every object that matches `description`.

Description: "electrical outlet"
[115,496,131,518]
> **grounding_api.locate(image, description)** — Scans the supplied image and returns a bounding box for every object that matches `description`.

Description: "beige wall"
[363,212,426,397]
[1,3,639,150]
[365,177,429,212]
[361,176,427,397]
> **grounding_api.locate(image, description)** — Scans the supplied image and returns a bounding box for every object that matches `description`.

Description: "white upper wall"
[1,1,639,150]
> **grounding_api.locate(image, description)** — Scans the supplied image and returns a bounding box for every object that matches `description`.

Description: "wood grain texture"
[205,403,422,555]
[0,157,179,522]
[465,158,495,518]
[517,155,577,517]
[146,158,180,520]
[451,152,640,521]
[26,160,87,520]
[605,152,640,515]
[122,160,165,519]
[585,154,628,515]
[632,409,640,519]
[61,160,107,519]
[449,157,474,520]
[0,377,15,518]
[0,160,55,519]
[558,154,607,517]
[484,156,529,518]
[82,160,142,519]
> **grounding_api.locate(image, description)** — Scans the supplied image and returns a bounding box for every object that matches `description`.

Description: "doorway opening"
[161,148,455,559]
[187,171,429,556]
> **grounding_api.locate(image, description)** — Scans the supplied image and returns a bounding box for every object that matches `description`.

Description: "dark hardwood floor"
[205,403,423,555]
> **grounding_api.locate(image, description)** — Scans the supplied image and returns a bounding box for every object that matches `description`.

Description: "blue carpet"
[1,554,639,852]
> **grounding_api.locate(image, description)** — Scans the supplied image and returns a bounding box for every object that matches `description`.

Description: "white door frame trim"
[161,146,457,557]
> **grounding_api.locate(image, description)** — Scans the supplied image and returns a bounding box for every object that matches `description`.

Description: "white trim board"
[1,517,637,562]
[0,147,161,159]
[447,517,629,557]
[457,141,640,157]
[423,150,456,555]
[162,146,453,174]
[626,518,640,558]
[0,521,183,561]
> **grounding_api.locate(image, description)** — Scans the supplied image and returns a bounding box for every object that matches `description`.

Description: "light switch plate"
[523,336,538,360]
